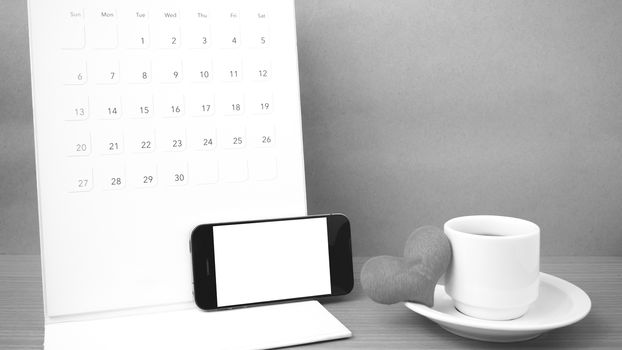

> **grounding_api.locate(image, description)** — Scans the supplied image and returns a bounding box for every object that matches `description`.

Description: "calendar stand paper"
[44,300,352,350]
[28,0,351,348]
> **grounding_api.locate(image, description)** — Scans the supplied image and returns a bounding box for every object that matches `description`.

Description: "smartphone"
[190,214,353,311]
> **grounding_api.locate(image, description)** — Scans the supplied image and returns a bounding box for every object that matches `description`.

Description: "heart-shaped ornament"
[360,226,452,307]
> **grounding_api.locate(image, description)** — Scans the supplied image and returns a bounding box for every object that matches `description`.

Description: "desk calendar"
[28,0,307,319]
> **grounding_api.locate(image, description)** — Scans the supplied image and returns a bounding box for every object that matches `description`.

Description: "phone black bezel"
[190,214,353,311]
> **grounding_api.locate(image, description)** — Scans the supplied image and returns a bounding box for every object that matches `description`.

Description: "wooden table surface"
[1,255,621,349]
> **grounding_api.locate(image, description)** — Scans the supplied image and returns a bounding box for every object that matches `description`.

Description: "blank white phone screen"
[213,217,332,307]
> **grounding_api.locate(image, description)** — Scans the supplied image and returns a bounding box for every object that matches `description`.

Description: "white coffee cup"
[444,215,540,321]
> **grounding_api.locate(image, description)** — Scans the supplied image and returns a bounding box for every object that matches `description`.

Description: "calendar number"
[123,24,149,48]
[142,72,149,80]
[158,93,185,117]
[233,137,243,145]
[64,60,87,85]
[188,26,211,48]
[130,163,157,187]
[258,70,268,78]
[156,26,181,48]
[164,132,186,151]
[103,165,126,190]
[99,135,123,155]
[68,134,91,156]
[107,107,118,115]
[222,95,244,115]
[64,95,90,121]
[261,103,270,111]
[68,166,93,192]
[140,106,150,114]
[156,58,183,82]
[188,59,213,82]
[222,61,242,81]
[255,126,275,148]
[69,173,94,192]
[131,133,155,153]
[188,92,215,116]
[163,163,188,186]
[192,129,216,150]
[92,59,120,84]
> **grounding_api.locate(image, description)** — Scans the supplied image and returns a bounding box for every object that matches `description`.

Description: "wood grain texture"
[0,255,620,349]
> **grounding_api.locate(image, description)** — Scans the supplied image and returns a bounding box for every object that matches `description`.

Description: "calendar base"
[44,300,351,350]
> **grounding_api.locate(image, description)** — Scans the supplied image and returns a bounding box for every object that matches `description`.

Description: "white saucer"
[405,273,591,343]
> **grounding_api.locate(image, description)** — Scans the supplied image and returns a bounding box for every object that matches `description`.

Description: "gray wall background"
[1,0,621,256]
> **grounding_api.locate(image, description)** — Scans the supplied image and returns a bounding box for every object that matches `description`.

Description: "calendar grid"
[29,0,307,319]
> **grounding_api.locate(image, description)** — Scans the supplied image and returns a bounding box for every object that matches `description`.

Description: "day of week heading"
[100,11,115,18]
[69,11,83,18]
[197,12,208,19]
[135,11,147,19]
[163,11,178,18]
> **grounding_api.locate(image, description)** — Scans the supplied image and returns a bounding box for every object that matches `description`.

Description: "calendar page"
[28,0,307,319]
